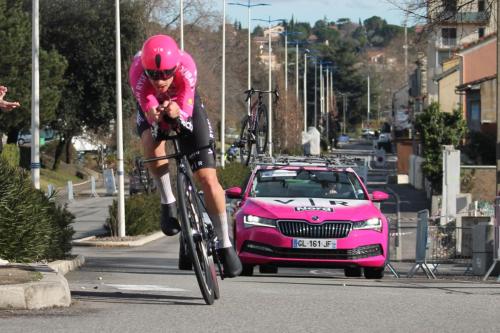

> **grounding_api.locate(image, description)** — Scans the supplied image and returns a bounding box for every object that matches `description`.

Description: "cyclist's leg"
[137,107,180,236]
[180,93,242,277]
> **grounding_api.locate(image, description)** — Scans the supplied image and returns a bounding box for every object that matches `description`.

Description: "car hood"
[240,197,381,222]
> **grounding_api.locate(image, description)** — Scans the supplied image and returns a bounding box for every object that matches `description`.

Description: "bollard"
[67,181,74,201]
[47,183,55,199]
[90,176,99,197]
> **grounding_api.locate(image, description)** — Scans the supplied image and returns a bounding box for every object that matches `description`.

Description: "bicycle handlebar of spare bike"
[244,88,280,103]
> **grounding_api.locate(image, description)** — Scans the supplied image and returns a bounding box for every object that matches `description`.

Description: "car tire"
[241,264,254,276]
[18,139,25,146]
[259,264,278,274]
[344,267,362,277]
[364,267,385,279]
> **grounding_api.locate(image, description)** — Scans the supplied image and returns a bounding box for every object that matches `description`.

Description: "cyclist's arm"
[129,54,160,123]
[171,51,197,131]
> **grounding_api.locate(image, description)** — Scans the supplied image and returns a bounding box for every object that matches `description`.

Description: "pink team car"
[226,162,390,279]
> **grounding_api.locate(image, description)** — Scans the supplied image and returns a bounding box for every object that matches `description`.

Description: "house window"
[478,27,485,38]
[478,0,485,12]
[442,0,457,13]
[441,28,457,46]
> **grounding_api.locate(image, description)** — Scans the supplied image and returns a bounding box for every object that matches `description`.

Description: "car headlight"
[353,217,382,232]
[243,215,276,228]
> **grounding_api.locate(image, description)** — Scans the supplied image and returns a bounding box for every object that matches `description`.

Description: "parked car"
[361,128,375,139]
[226,160,390,278]
[377,133,393,153]
[17,130,32,145]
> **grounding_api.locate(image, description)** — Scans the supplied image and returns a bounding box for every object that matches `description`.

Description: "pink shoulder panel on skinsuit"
[128,50,197,128]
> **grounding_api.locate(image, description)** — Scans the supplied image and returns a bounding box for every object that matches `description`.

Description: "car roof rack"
[251,155,361,169]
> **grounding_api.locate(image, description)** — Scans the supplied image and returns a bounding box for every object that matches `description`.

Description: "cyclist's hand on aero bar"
[146,105,162,124]
[162,100,181,119]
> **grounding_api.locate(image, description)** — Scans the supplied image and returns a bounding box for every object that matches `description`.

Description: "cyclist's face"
[149,76,174,94]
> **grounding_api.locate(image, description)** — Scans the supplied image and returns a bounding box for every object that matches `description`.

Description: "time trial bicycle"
[143,118,222,305]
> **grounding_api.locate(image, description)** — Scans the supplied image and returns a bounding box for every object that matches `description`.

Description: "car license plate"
[292,239,337,249]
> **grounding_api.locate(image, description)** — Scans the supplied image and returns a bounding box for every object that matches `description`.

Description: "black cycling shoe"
[217,247,242,278]
[160,203,181,236]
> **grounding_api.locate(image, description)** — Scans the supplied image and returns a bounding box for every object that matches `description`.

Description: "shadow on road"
[71,290,205,306]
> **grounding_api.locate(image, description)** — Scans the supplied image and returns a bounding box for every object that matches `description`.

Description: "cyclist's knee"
[196,169,220,189]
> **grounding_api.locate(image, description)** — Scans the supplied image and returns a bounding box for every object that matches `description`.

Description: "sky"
[221,0,407,28]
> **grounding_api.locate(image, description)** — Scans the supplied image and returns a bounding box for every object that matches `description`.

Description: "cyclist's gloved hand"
[162,100,180,119]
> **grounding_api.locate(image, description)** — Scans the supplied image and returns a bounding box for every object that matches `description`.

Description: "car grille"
[277,220,352,238]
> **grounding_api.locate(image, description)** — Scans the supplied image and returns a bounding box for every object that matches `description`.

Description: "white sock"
[154,172,176,205]
[209,213,232,248]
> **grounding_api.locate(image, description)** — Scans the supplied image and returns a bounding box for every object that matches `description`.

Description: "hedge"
[0,157,75,262]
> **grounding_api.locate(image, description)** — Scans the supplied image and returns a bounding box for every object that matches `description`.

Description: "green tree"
[0,0,67,143]
[415,103,467,193]
[38,0,147,168]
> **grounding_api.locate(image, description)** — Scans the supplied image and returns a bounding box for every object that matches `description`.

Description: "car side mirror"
[226,187,243,199]
[371,190,389,202]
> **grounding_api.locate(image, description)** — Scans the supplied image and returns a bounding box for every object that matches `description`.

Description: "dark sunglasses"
[144,66,177,81]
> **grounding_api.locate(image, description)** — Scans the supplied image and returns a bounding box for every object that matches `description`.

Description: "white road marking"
[106,284,187,292]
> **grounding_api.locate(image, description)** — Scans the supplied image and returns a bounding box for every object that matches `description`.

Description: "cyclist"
[129,35,242,277]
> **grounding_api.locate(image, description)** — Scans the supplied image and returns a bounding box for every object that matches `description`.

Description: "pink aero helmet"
[141,35,180,80]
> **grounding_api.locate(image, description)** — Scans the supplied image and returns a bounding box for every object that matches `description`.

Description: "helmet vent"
[155,54,162,69]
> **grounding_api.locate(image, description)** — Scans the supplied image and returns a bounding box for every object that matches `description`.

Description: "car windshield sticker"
[261,170,297,178]
[271,199,350,207]
[329,200,349,206]
[295,206,333,212]
[274,199,294,204]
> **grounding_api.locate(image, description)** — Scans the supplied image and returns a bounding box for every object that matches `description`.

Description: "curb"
[0,255,85,310]
[71,231,165,247]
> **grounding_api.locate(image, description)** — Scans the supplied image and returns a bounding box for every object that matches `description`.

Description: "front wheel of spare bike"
[238,115,253,166]
[177,163,219,305]
[255,104,268,155]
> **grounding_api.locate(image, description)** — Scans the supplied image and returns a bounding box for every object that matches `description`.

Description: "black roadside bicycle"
[143,120,222,305]
[237,88,279,165]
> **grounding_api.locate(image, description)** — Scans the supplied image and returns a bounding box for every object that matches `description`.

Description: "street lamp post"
[180,0,184,50]
[221,0,226,168]
[367,73,371,125]
[303,50,309,132]
[31,0,40,189]
[228,1,269,115]
[253,17,285,157]
[115,0,126,237]
[280,31,301,94]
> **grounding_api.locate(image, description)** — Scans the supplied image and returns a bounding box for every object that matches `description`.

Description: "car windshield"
[249,169,367,200]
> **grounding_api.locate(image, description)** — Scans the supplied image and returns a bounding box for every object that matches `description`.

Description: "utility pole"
[367,73,371,125]
[303,51,308,132]
[325,68,329,143]
[31,0,40,189]
[296,42,299,102]
[115,0,126,237]
[404,12,408,79]
[228,1,270,115]
[180,0,184,50]
[253,17,285,157]
[314,60,317,127]
[221,0,226,168]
